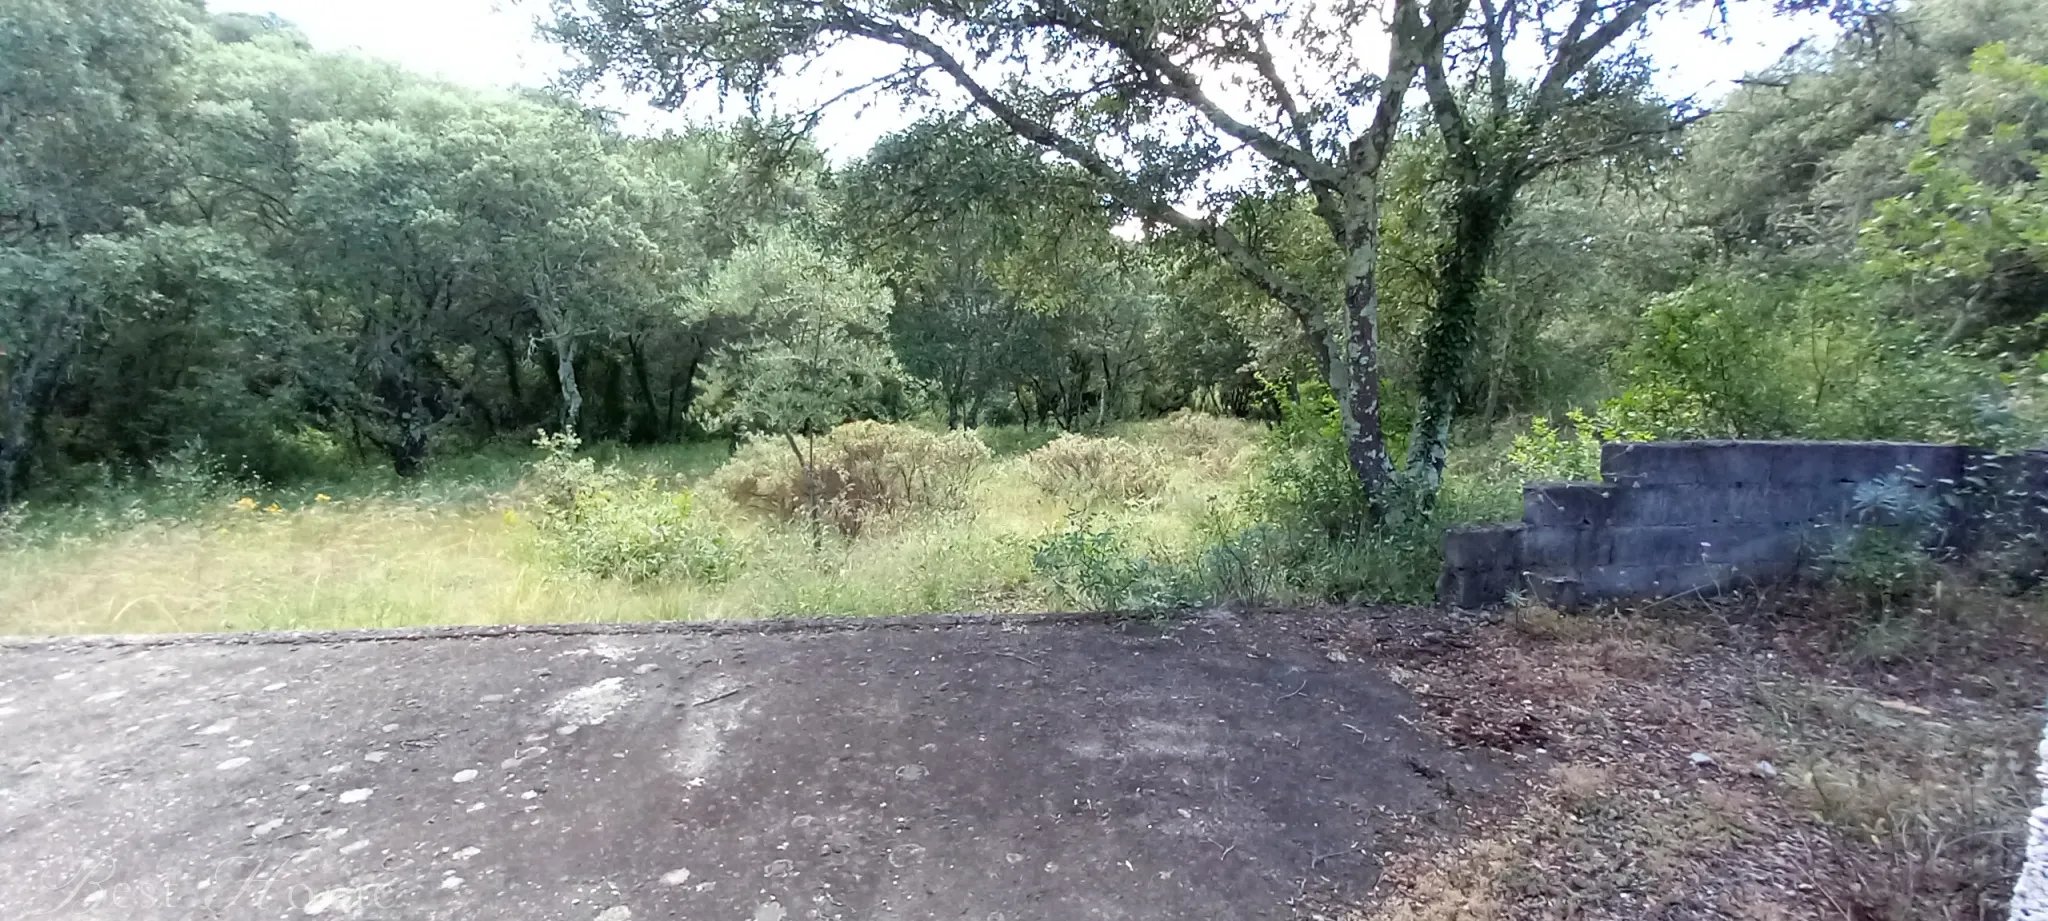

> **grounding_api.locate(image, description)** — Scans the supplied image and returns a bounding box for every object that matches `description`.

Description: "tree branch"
[829,7,1336,370]
[1030,7,1339,187]
[1478,0,1511,118]
[1350,0,1468,182]
[1532,0,1660,115]
[1421,50,1480,178]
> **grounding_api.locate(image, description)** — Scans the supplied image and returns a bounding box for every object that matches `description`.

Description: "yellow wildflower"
[264,503,282,514]
[235,497,257,511]
[315,493,332,503]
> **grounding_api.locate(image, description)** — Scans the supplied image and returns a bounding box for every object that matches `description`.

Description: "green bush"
[706,420,992,536]
[1157,410,1256,468]
[1505,408,1651,482]
[1028,519,1202,610]
[522,432,740,583]
[1023,433,1166,506]
[1616,273,2043,445]
[1194,382,1472,604]
[1240,382,1375,541]
[1823,472,1954,613]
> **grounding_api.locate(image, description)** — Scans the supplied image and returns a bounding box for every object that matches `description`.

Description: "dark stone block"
[1522,482,1615,527]
[1519,526,1610,568]
[1525,573,1583,610]
[1765,441,1963,486]
[1602,441,1722,485]
[1697,528,1817,566]
[1606,441,1965,488]
[1603,524,1826,567]
[1714,484,1855,525]
[1604,441,1779,486]
[1620,484,1853,527]
[1574,563,1746,601]
[1603,483,1742,526]
[1436,566,1516,608]
[1955,450,2048,551]
[1440,524,1523,570]
[1448,438,2009,607]
[1601,525,1716,567]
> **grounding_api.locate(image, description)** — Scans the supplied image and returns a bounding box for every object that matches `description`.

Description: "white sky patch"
[208,0,1826,162]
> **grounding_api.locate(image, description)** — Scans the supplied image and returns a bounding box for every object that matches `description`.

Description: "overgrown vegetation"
[4,0,2048,641]
[1024,434,1167,507]
[522,431,740,583]
[707,421,991,536]
[5,3,2044,911]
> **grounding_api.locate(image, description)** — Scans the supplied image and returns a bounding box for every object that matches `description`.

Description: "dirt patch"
[0,611,1503,921]
[1340,592,2046,921]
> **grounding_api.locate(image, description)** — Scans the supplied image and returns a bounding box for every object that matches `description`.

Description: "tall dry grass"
[0,417,1265,635]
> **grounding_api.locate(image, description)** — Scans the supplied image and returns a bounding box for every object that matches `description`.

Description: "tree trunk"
[378,362,435,478]
[392,421,430,478]
[553,333,581,436]
[0,413,34,507]
[1405,183,1517,495]
[1096,353,1115,429]
[1328,193,1398,508]
[596,353,626,440]
[1337,272,1396,502]
[626,337,661,442]
[673,348,701,432]
[501,337,525,408]
[784,430,823,546]
[0,309,84,506]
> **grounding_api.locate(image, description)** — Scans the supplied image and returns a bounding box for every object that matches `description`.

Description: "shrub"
[522,431,740,583]
[1240,384,1373,541]
[1158,410,1257,468]
[1823,471,1953,615]
[148,438,257,504]
[1224,382,1501,604]
[706,421,992,536]
[1615,273,2044,445]
[1028,519,1202,610]
[1505,408,1652,482]
[1024,433,1166,506]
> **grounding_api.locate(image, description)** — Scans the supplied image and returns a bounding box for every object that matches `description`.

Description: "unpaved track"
[0,612,1492,920]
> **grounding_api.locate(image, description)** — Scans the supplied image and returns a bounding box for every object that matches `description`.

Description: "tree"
[1860,42,2048,347]
[459,104,659,435]
[0,0,197,502]
[688,231,899,529]
[844,119,1196,429]
[551,0,1487,503]
[1402,0,1686,490]
[1680,0,2048,263]
[612,126,833,441]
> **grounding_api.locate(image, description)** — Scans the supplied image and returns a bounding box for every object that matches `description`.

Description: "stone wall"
[1438,440,2048,608]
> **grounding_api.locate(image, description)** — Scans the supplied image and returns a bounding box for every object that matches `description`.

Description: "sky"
[207,0,1828,161]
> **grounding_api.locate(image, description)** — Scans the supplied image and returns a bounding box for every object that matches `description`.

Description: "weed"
[1028,517,1202,610]
[708,421,992,536]
[1024,433,1167,507]
[1757,679,2035,920]
[522,431,741,584]
[0,418,1257,633]
[1505,604,1604,642]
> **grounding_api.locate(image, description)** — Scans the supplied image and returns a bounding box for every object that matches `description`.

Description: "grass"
[0,419,1277,634]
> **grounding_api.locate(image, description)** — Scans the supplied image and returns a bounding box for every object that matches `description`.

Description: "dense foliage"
[5,0,2048,595]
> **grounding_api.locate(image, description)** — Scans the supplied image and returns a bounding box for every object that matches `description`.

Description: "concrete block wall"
[1436,440,2019,608]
